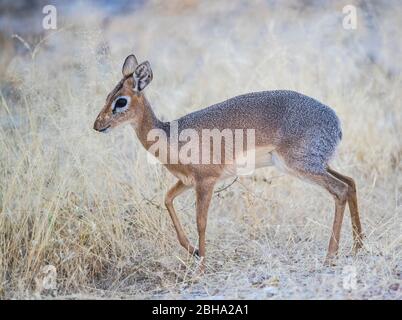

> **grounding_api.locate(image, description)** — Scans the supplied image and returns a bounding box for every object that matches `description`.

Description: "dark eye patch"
[112,97,128,114]
[115,98,127,108]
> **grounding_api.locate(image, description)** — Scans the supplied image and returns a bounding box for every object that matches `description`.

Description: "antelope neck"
[131,94,168,150]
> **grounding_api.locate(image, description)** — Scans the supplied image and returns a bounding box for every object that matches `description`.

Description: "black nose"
[93,119,109,132]
[98,125,111,133]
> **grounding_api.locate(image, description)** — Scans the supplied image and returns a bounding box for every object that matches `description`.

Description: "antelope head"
[93,54,153,133]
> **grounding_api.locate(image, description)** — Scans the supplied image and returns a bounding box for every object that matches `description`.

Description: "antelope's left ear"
[122,54,138,77]
[134,61,153,91]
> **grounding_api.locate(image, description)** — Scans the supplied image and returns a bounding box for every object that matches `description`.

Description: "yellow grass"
[0,1,401,299]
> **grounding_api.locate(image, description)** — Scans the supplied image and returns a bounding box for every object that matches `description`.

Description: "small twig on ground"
[214,177,239,194]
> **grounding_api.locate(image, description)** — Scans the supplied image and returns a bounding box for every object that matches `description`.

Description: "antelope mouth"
[97,125,111,133]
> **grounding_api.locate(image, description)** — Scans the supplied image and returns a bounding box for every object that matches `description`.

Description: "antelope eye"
[115,98,127,108]
[112,96,130,114]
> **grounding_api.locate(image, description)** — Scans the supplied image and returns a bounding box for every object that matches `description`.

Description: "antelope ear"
[134,61,153,91]
[122,54,138,77]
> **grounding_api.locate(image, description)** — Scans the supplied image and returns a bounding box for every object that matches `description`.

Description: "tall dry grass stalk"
[0,1,401,299]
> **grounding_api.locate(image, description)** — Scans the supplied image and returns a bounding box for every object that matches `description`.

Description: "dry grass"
[0,0,401,299]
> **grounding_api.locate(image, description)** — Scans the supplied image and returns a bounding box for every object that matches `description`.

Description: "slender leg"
[326,194,347,265]
[195,178,216,273]
[327,167,363,252]
[292,170,349,265]
[164,180,198,256]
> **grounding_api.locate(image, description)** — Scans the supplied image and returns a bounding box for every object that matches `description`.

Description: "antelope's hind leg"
[327,167,363,252]
[295,169,349,265]
[275,135,349,265]
[275,150,350,265]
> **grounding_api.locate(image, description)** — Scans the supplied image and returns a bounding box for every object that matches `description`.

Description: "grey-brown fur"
[175,90,342,175]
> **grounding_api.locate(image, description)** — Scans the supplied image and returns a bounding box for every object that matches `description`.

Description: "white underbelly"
[221,146,276,179]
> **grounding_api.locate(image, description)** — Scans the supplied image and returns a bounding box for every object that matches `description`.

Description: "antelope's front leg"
[195,178,216,273]
[165,180,198,255]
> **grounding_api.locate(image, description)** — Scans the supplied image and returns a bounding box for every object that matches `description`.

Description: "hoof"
[193,249,200,257]
[352,238,364,255]
[352,246,362,255]
[324,256,337,267]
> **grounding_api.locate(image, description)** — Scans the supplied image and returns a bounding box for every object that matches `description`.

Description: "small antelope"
[94,54,363,271]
